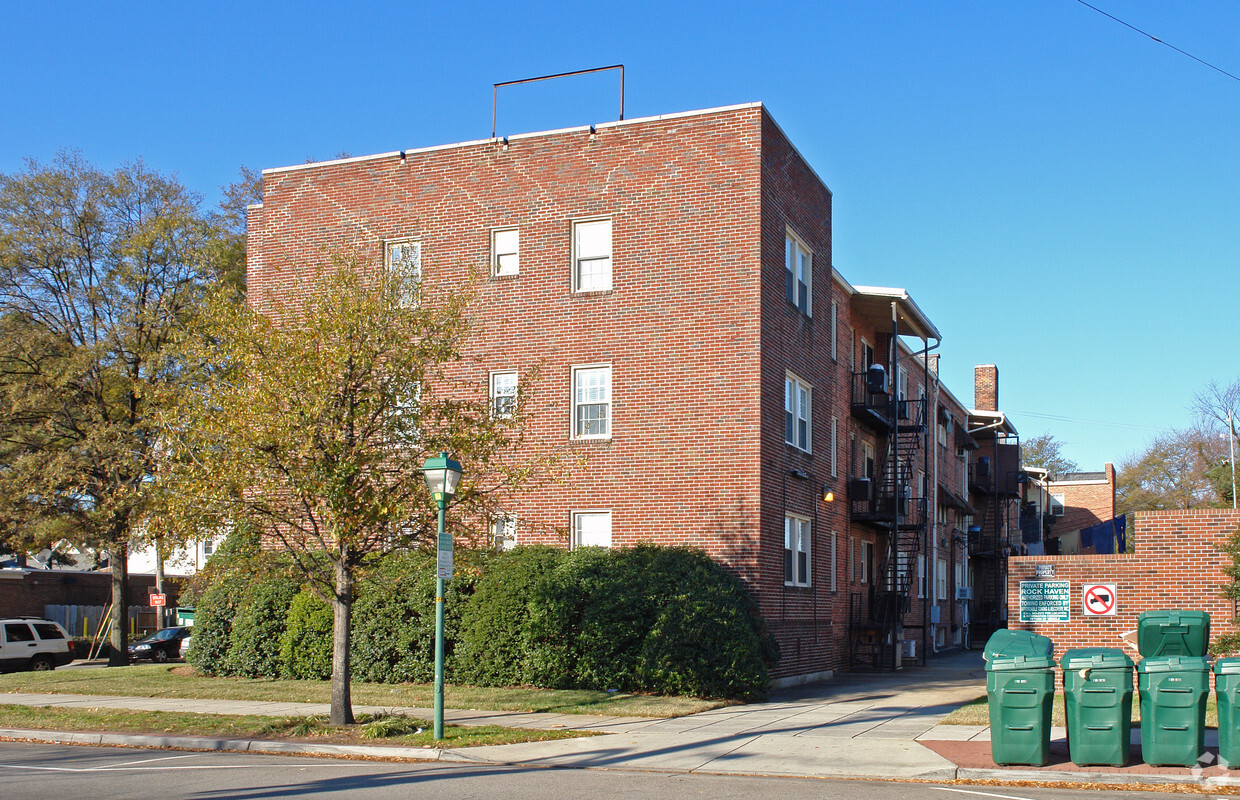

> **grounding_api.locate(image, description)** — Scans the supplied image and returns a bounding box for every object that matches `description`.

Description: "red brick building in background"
[247,103,1027,683]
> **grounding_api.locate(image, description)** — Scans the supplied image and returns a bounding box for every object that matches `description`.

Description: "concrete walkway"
[4,651,1237,788]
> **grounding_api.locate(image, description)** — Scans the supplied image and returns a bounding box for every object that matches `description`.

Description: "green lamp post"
[421,451,462,740]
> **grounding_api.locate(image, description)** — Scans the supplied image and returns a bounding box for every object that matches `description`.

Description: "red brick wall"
[1050,463,1116,534]
[0,571,178,619]
[1007,509,1240,660]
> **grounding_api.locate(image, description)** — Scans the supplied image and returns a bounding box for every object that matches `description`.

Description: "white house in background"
[127,536,222,577]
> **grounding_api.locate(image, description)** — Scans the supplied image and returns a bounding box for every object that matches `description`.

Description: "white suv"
[0,618,75,672]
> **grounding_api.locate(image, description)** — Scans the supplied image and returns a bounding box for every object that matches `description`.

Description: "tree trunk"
[107,543,129,667]
[329,559,354,726]
[154,544,165,630]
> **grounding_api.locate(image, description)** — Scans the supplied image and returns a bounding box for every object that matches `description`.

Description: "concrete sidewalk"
[4,650,1237,788]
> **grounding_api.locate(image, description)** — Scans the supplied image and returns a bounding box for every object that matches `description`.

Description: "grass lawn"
[0,664,726,718]
[940,693,1220,729]
[0,703,595,748]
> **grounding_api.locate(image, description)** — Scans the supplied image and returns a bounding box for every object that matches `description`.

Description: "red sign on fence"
[149,593,167,607]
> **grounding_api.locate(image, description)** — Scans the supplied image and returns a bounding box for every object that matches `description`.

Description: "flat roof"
[262,102,765,177]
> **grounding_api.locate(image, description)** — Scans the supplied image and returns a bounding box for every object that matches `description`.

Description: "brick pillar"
[974,365,998,412]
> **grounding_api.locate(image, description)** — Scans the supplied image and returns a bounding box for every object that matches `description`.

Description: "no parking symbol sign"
[1082,583,1117,616]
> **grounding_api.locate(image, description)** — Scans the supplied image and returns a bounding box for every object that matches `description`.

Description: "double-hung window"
[490,370,518,419]
[784,231,812,315]
[784,514,811,586]
[573,218,612,291]
[784,373,811,452]
[385,239,421,306]
[572,510,612,548]
[492,514,518,550]
[573,365,611,438]
[492,228,519,276]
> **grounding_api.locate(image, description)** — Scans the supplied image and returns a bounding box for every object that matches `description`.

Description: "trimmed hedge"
[190,542,777,699]
[456,544,778,700]
[279,590,333,679]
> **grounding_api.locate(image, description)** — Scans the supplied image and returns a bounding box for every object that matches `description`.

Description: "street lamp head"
[422,452,463,505]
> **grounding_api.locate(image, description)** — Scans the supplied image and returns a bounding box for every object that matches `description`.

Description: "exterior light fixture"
[421,451,463,741]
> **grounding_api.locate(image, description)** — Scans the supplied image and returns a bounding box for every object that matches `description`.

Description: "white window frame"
[784,373,812,453]
[572,217,612,292]
[784,229,812,316]
[917,554,926,598]
[492,514,518,550]
[861,541,874,584]
[1050,493,1066,517]
[897,366,909,403]
[830,300,838,361]
[784,514,811,587]
[936,557,948,601]
[384,239,421,306]
[861,338,874,371]
[491,227,519,277]
[572,510,612,548]
[830,416,838,478]
[829,532,837,592]
[490,370,518,419]
[572,364,612,439]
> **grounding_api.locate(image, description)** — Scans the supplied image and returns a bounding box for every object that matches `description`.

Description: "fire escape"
[847,361,928,669]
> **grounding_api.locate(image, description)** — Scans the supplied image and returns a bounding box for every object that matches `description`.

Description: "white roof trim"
[262,102,765,177]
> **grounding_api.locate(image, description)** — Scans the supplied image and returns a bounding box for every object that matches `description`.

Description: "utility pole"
[1229,408,1237,510]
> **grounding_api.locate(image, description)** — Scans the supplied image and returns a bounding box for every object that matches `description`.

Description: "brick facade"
[1049,463,1117,540]
[1006,508,1240,660]
[248,102,1023,680]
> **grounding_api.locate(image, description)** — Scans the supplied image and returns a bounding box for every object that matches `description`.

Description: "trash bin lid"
[986,654,1057,671]
[983,629,1054,662]
[1061,647,1133,670]
[1213,658,1240,675]
[1136,655,1211,673]
[1137,609,1210,658]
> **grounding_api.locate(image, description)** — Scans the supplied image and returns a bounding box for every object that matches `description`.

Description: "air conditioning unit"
[849,477,873,502]
[901,639,916,659]
[866,363,888,394]
[955,586,973,600]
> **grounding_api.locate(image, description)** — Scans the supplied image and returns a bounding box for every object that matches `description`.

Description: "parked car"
[129,626,191,663]
[178,633,192,660]
[0,618,74,672]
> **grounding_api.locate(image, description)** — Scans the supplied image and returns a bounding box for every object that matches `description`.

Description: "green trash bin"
[984,630,1057,766]
[1137,610,1210,657]
[1137,655,1210,767]
[1061,648,1134,767]
[1214,659,1240,768]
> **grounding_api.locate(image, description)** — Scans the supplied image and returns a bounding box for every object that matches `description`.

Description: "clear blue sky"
[4,1,1237,470]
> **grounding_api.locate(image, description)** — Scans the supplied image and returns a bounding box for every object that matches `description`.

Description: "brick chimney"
[974,365,998,411]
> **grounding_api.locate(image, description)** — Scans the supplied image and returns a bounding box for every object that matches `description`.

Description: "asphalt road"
[0,742,1160,799]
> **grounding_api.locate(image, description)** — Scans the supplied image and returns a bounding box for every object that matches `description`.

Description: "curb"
[0,727,444,762]
[0,727,1226,789]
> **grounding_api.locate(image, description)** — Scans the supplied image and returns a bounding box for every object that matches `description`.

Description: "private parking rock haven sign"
[1019,580,1071,622]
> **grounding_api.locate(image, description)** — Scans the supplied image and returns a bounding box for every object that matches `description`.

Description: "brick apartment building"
[247,102,1025,682]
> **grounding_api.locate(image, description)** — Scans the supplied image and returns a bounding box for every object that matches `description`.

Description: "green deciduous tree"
[1116,427,1225,516]
[165,254,539,725]
[0,151,217,664]
[1020,433,1079,476]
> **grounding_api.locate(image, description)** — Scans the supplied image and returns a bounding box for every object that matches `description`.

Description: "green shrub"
[280,590,333,679]
[224,572,299,678]
[186,530,264,675]
[454,546,564,687]
[456,543,777,699]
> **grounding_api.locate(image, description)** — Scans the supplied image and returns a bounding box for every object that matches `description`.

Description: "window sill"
[573,288,614,297]
[490,271,520,281]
